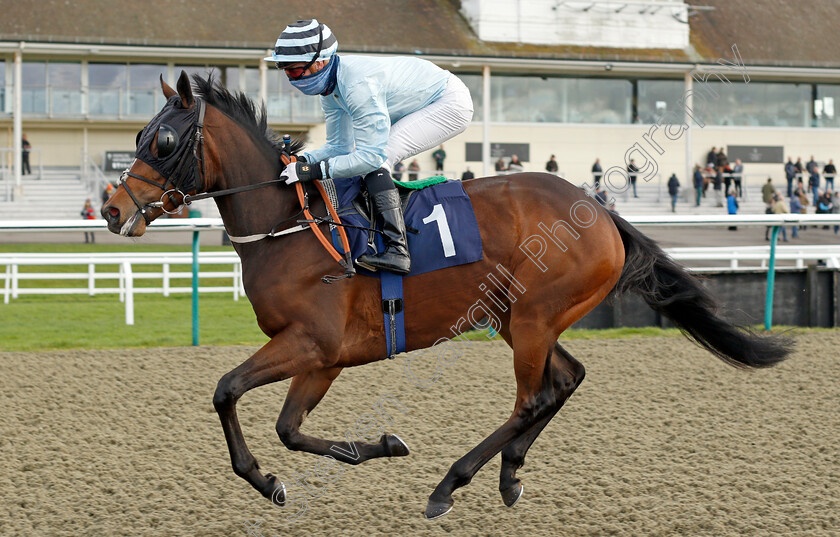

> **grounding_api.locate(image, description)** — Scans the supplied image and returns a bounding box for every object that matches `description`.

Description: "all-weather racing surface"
[1,333,837,537]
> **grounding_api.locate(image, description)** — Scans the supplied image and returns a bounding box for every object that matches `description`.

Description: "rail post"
[764,225,781,330]
[192,231,200,346]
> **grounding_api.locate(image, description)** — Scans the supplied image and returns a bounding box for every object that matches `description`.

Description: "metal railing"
[0,147,44,186]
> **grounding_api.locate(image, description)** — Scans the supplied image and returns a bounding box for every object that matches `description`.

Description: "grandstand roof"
[0,0,837,68]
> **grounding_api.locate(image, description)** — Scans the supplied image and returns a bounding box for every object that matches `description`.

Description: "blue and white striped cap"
[264,19,338,64]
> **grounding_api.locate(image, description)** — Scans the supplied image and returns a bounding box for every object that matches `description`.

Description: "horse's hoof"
[265,473,286,507]
[382,434,410,457]
[424,498,454,519]
[501,481,524,508]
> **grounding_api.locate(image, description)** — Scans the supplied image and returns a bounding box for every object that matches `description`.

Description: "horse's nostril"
[108,207,120,218]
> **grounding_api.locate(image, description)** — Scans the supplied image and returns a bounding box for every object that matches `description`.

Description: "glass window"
[488,75,631,124]
[224,66,241,90]
[128,64,167,116]
[458,73,483,121]
[637,79,685,123]
[48,62,82,115]
[89,63,127,116]
[816,85,840,128]
[175,64,222,84]
[244,67,260,103]
[703,81,810,127]
[22,62,47,114]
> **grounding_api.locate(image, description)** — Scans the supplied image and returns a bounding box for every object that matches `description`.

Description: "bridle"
[117,100,207,223]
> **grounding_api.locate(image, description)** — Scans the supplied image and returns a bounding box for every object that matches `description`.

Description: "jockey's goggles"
[279,65,308,79]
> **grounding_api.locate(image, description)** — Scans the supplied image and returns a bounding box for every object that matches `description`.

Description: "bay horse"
[102,72,791,519]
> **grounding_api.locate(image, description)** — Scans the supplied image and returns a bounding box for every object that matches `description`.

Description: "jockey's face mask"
[134,95,200,189]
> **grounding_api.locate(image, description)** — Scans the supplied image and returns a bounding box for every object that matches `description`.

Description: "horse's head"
[102,71,206,236]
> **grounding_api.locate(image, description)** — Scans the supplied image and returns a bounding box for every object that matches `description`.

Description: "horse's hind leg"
[213,330,327,506]
[275,369,410,464]
[424,326,557,519]
[498,342,585,507]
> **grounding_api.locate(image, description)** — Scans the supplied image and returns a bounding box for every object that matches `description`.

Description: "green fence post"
[764,225,781,331]
[192,230,200,346]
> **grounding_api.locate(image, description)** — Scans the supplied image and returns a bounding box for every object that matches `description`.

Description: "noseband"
[118,100,207,223]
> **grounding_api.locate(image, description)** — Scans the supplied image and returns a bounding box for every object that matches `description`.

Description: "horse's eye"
[157,124,179,158]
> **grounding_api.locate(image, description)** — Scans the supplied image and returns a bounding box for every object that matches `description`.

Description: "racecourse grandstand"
[1,0,839,216]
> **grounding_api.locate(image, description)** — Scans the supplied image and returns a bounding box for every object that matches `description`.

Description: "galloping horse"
[102,72,791,519]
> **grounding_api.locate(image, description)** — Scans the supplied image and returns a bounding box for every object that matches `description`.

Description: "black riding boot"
[357,170,411,275]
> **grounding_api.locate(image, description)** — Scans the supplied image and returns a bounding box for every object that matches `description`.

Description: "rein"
[119,100,356,283]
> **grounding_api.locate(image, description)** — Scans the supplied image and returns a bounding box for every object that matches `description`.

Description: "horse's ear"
[160,75,177,99]
[176,70,195,108]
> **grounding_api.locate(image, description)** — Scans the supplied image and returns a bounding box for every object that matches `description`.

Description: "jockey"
[268,19,474,275]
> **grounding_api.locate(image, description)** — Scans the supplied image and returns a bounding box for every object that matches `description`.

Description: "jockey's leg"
[383,75,474,172]
[356,169,411,275]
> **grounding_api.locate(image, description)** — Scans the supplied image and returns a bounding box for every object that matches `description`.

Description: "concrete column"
[13,44,23,194]
[684,70,693,191]
[482,65,490,177]
[259,56,268,109]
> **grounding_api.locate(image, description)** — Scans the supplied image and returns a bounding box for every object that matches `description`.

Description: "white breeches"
[383,75,474,171]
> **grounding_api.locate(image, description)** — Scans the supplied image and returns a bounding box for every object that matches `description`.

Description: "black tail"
[608,212,792,368]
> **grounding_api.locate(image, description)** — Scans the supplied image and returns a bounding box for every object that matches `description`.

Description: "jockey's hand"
[281,161,322,185]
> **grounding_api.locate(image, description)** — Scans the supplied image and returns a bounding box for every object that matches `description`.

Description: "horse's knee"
[213,372,243,411]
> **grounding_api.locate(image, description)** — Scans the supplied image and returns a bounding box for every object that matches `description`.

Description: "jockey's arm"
[305,79,389,179]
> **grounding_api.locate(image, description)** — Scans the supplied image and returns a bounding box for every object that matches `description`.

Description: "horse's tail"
[608,211,792,368]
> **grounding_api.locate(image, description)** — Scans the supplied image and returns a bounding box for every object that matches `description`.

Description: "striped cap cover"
[264,19,338,63]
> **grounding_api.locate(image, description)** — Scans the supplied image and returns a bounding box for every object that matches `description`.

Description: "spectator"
[809,166,820,206]
[102,183,115,205]
[769,194,789,242]
[494,157,506,172]
[545,154,559,173]
[706,146,717,168]
[731,159,743,197]
[824,159,836,191]
[22,134,32,175]
[693,164,704,206]
[816,191,832,215]
[726,187,739,230]
[713,166,724,207]
[806,155,818,175]
[784,157,796,197]
[595,186,608,207]
[81,199,96,244]
[393,161,405,181]
[716,147,728,169]
[408,159,420,181]
[432,145,446,172]
[507,154,524,172]
[832,191,840,234]
[762,177,776,205]
[723,163,732,195]
[667,173,680,212]
[789,193,802,238]
[461,167,475,180]
[591,158,603,184]
[627,159,639,198]
[794,157,805,181]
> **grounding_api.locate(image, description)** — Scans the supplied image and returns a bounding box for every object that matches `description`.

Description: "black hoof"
[500,481,524,508]
[424,498,454,519]
[382,434,410,457]
[265,473,286,507]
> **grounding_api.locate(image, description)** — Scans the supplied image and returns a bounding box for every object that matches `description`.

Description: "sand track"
[1,333,838,536]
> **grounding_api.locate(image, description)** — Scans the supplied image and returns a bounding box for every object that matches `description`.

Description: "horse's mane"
[191,74,305,157]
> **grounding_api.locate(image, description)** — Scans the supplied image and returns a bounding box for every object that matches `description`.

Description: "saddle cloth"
[324,176,483,277]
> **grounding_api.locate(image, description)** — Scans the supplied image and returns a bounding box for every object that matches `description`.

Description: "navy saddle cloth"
[326,177,483,276]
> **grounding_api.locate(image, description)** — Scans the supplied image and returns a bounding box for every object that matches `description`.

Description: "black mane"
[191,74,305,157]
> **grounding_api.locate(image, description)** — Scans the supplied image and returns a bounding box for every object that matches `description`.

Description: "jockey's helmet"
[264,19,338,68]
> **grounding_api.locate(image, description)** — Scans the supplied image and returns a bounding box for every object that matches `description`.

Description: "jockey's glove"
[281,160,327,184]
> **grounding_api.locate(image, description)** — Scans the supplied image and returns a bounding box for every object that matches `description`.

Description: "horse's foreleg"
[275,369,409,464]
[498,342,585,507]
[424,330,556,519]
[212,329,323,505]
